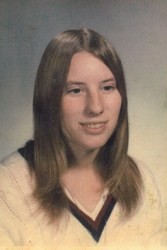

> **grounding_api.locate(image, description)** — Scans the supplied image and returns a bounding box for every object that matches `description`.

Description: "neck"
[68,145,100,169]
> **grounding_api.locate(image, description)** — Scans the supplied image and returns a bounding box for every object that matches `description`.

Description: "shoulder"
[0,150,36,218]
[0,151,33,195]
[1,150,26,167]
[133,158,164,244]
[0,151,40,245]
[0,150,29,175]
[134,158,161,205]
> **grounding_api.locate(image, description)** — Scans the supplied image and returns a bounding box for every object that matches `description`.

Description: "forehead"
[67,51,114,81]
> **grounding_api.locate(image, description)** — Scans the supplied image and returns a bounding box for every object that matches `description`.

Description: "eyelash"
[67,88,83,94]
[102,85,115,91]
[66,84,115,95]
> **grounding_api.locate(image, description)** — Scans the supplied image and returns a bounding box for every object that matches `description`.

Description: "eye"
[68,88,82,94]
[102,85,115,92]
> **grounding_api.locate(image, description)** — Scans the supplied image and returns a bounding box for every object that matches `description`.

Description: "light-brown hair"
[32,28,143,219]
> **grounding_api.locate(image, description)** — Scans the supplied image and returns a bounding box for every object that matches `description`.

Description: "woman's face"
[61,51,122,154]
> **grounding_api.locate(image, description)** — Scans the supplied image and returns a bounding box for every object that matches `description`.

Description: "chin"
[83,141,108,151]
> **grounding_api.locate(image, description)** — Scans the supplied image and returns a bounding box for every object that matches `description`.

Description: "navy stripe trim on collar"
[68,195,117,242]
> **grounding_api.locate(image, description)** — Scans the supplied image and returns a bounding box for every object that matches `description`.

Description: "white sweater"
[0,151,165,249]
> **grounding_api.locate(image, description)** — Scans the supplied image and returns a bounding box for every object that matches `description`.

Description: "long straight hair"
[32,28,143,219]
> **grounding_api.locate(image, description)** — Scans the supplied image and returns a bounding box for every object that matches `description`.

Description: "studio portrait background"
[0,0,167,230]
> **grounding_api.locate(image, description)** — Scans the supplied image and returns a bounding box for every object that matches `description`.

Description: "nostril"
[85,95,104,116]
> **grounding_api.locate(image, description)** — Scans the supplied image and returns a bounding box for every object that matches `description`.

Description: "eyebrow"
[66,77,116,86]
[101,78,116,83]
[66,81,86,86]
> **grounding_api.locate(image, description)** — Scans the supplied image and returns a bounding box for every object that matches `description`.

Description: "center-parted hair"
[32,28,143,219]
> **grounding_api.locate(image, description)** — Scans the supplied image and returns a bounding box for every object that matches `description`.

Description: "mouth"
[80,121,107,129]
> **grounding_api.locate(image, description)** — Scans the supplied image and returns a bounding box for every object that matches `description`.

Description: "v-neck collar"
[67,193,117,242]
[64,187,109,220]
[18,143,117,242]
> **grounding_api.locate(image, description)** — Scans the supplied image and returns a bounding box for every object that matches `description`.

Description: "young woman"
[0,29,163,247]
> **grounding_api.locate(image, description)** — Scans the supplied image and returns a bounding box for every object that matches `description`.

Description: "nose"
[85,91,104,116]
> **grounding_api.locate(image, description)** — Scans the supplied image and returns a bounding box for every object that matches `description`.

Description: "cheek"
[114,95,123,128]
[116,95,122,115]
[61,97,84,118]
[61,98,73,114]
[106,92,122,115]
[61,100,81,132]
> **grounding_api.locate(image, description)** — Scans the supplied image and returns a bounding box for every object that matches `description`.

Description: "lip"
[79,121,108,134]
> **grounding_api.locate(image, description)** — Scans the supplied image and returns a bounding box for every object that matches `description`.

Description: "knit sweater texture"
[0,151,165,249]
